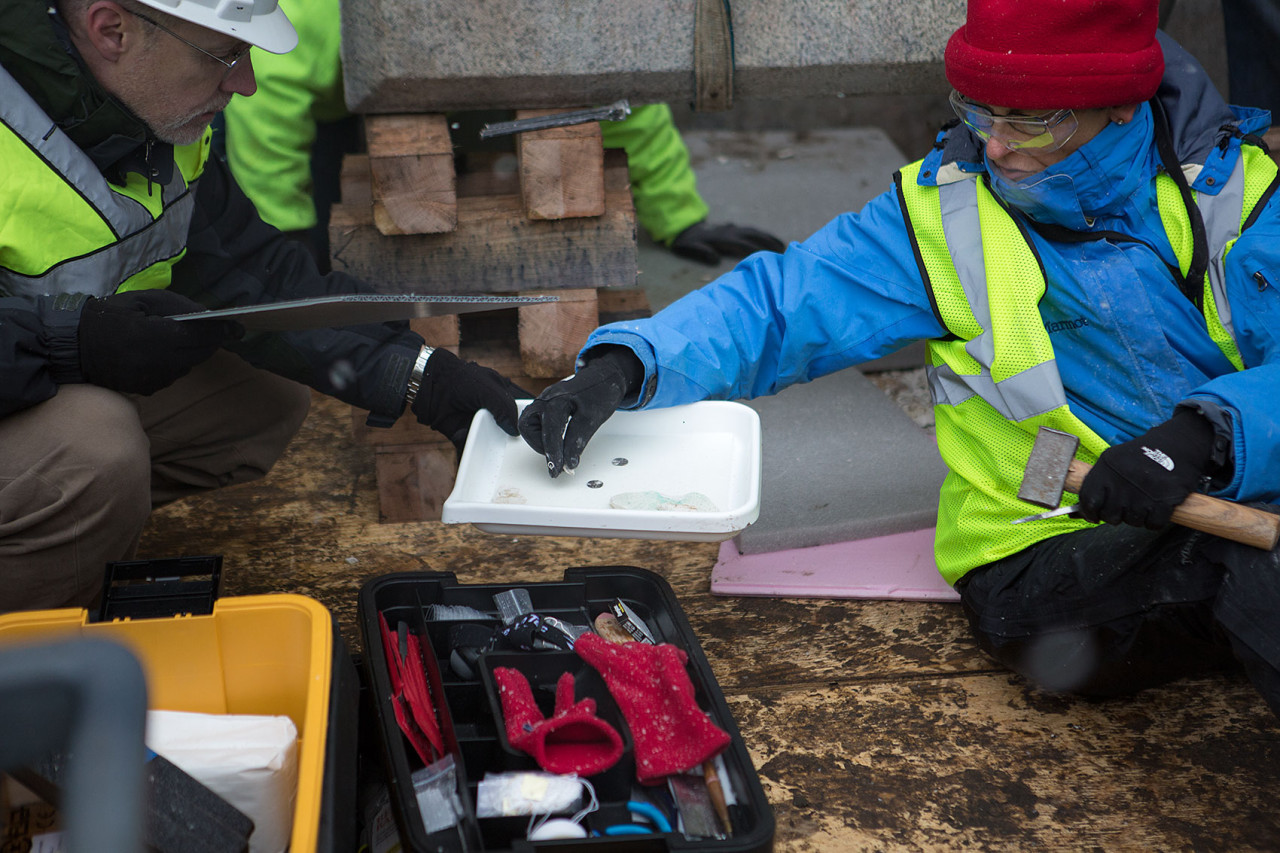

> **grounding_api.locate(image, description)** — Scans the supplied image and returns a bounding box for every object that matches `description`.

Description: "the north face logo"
[1141,445,1175,471]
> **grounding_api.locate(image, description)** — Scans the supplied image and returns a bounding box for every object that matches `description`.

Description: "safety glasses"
[949,90,1079,152]
[128,9,251,78]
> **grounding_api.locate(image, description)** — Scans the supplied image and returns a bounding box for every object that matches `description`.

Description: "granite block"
[341,0,966,113]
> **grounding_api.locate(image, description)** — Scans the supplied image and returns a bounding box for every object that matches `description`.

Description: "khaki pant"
[0,352,311,613]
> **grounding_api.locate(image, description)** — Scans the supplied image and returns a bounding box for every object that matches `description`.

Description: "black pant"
[957,512,1280,716]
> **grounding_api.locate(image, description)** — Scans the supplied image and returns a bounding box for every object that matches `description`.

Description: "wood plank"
[328,149,636,294]
[408,315,460,352]
[373,442,457,522]
[515,109,605,220]
[365,114,457,235]
[596,285,650,323]
[517,287,598,377]
[339,152,372,206]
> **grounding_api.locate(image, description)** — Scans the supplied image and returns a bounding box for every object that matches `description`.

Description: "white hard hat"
[134,0,298,54]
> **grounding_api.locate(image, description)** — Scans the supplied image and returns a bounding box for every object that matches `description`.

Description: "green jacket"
[600,104,708,244]
[223,0,346,232]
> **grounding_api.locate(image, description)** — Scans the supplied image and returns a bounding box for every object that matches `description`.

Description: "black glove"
[77,290,243,395]
[518,346,644,478]
[1077,408,1219,530]
[668,220,786,265]
[410,348,524,451]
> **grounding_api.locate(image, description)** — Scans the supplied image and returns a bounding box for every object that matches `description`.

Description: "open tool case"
[358,567,774,852]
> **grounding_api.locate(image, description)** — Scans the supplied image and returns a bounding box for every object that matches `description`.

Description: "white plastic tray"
[442,401,762,541]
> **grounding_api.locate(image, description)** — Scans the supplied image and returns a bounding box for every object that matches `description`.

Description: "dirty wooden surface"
[140,391,1280,851]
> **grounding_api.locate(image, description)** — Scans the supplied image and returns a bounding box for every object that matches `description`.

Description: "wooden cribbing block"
[515,109,606,220]
[596,285,651,324]
[374,440,457,522]
[518,288,599,378]
[328,149,636,293]
[409,315,460,354]
[340,152,372,205]
[365,114,457,236]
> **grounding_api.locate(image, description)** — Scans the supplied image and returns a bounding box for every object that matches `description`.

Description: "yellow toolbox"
[0,556,358,852]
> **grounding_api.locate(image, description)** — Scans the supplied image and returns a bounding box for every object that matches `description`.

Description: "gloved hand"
[494,667,624,777]
[518,346,644,478]
[78,290,243,395]
[669,220,786,265]
[410,348,524,451]
[1077,408,1219,530]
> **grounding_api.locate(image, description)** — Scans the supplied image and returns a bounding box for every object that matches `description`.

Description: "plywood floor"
[139,390,1280,852]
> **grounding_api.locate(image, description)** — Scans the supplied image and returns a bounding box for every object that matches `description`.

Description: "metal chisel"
[478,99,631,139]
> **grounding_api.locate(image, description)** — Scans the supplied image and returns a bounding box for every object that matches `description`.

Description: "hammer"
[1015,426,1280,550]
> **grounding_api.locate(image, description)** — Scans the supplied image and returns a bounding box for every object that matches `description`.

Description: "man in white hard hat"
[0,0,523,612]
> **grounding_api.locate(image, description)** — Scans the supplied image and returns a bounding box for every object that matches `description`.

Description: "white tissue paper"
[146,709,299,853]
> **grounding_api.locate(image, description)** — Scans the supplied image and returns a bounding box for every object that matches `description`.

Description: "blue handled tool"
[602,800,674,836]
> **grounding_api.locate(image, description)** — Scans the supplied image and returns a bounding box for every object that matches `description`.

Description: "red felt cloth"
[494,667,624,777]
[575,633,731,785]
[944,0,1164,109]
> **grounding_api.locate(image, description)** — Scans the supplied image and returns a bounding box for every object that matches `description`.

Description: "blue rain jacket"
[584,36,1280,505]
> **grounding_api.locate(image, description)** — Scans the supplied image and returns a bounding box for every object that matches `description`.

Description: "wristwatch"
[403,344,435,408]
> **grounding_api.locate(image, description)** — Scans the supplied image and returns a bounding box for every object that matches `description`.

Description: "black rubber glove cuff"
[45,293,91,385]
[581,345,645,408]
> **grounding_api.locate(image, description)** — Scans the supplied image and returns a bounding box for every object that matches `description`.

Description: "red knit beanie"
[945,0,1164,110]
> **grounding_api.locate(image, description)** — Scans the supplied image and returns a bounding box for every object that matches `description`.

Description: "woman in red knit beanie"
[944,0,1164,181]
[522,0,1280,723]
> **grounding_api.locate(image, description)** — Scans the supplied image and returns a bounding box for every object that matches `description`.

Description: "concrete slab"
[341,0,965,113]
[732,367,948,555]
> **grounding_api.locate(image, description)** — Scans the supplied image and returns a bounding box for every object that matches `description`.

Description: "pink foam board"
[710,527,960,601]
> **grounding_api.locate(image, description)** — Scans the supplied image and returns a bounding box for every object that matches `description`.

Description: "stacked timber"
[329,111,642,522]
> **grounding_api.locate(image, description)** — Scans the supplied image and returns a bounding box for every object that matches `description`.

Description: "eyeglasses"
[128,8,251,77]
[949,90,1079,152]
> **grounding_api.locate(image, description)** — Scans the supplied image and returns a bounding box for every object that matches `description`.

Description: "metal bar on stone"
[478,100,632,140]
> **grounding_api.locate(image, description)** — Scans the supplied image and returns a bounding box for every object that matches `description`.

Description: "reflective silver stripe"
[0,191,196,298]
[932,177,1070,421]
[926,363,973,407]
[1197,159,1246,346]
[938,179,989,323]
[928,359,1066,420]
[0,67,195,297]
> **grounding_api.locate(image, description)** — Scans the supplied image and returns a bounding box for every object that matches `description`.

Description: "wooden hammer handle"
[1063,459,1280,550]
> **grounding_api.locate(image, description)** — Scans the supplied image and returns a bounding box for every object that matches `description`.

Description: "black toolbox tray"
[358,566,774,852]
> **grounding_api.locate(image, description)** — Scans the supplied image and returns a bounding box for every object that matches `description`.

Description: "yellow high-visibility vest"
[894,143,1278,584]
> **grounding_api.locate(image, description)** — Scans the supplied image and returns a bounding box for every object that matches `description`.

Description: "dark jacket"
[0,0,419,423]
